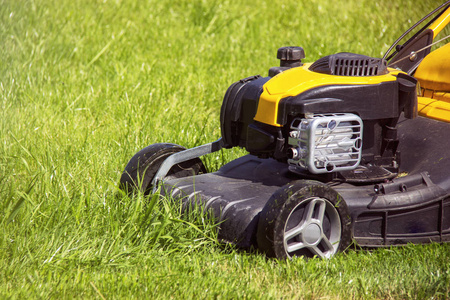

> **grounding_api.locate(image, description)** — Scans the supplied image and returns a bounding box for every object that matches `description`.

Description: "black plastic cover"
[220,75,270,148]
[277,82,399,125]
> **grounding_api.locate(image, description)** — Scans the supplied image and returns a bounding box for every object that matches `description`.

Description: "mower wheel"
[120,143,206,194]
[257,180,352,259]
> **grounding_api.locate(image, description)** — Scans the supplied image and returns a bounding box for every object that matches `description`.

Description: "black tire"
[257,180,352,259]
[120,143,207,194]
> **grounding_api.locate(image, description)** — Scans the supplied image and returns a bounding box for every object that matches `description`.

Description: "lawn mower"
[120,2,450,259]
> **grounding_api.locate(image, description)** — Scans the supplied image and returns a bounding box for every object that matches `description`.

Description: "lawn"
[1,0,449,298]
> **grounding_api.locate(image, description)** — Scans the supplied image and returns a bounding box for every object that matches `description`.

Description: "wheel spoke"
[284,222,306,241]
[286,241,306,253]
[305,198,326,223]
[310,245,327,258]
[319,234,336,254]
[304,199,317,222]
[315,199,326,224]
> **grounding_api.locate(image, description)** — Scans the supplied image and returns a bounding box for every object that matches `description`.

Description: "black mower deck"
[163,116,450,249]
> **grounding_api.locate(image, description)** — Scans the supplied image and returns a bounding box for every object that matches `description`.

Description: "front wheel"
[257,180,352,259]
[120,143,206,194]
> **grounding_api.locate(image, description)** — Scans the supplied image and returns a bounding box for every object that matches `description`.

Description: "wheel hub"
[282,196,342,258]
[303,223,322,245]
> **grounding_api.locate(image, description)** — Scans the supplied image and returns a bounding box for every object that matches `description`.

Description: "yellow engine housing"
[254,64,403,127]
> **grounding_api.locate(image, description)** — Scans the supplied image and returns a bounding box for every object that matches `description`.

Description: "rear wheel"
[257,180,352,259]
[120,143,206,194]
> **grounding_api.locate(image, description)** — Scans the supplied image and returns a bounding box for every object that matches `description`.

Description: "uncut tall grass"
[1,0,449,298]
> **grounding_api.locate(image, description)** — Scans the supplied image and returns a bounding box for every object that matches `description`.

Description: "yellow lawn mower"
[120,2,450,259]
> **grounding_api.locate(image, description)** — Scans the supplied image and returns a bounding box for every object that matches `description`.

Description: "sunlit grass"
[1,0,449,298]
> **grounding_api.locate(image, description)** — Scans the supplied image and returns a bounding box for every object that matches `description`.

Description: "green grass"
[1,0,449,298]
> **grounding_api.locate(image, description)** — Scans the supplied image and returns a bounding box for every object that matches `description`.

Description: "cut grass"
[1,0,449,298]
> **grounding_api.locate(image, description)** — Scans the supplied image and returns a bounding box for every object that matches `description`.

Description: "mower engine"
[220,47,418,180]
